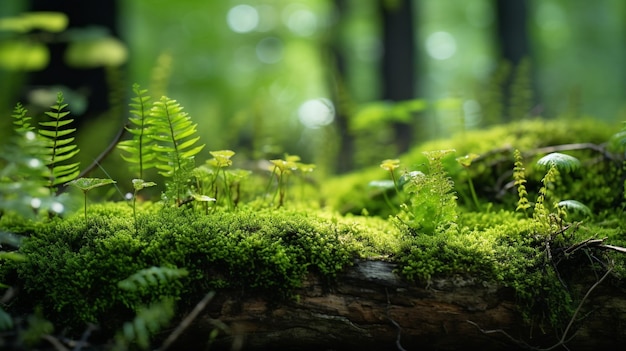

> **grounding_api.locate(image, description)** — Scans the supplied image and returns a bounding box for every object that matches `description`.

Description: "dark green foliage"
[38,92,80,190]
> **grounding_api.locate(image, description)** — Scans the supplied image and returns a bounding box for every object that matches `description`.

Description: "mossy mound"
[324,117,621,217]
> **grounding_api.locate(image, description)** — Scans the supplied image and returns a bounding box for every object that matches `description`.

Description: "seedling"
[456,153,481,211]
[131,179,156,231]
[208,150,235,209]
[267,155,299,207]
[379,159,400,195]
[67,177,116,221]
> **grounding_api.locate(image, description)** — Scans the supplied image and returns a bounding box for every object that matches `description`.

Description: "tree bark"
[171,259,626,350]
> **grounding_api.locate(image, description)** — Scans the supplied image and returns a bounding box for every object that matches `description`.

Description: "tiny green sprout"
[191,193,216,215]
[209,149,235,167]
[380,159,401,195]
[131,179,156,231]
[536,153,581,173]
[208,150,236,209]
[67,178,116,221]
[227,169,251,207]
[456,153,481,211]
[380,159,400,172]
[267,155,299,207]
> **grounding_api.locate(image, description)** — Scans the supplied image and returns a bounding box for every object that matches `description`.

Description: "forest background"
[1,0,625,190]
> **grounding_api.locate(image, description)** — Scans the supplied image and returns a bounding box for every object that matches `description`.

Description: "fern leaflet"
[117,266,188,291]
[38,92,80,190]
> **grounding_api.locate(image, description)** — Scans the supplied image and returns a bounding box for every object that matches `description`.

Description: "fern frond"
[114,298,175,351]
[117,84,156,179]
[38,92,80,189]
[117,266,188,291]
[149,96,205,177]
[11,102,35,133]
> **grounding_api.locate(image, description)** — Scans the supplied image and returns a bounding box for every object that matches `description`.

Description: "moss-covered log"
[174,259,626,351]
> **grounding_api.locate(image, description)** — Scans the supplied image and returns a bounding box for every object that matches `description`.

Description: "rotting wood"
[170,259,626,350]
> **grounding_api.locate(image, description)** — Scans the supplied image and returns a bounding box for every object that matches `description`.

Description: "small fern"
[513,149,531,215]
[117,266,189,292]
[38,92,80,191]
[113,298,175,351]
[117,84,156,179]
[12,102,35,133]
[399,149,458,235]
[1,103,53,217]
[150,96,205,177]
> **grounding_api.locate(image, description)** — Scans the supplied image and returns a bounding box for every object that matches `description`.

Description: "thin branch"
[548,267,613,350]
[157,291,216,351]
[77,123,128,179]
[467,267,614,351]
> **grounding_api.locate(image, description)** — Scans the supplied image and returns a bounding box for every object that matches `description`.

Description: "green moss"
[0,202,370,334]
[324,118,618,216]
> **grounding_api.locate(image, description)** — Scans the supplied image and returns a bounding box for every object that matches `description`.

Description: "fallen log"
[172,259,626,351]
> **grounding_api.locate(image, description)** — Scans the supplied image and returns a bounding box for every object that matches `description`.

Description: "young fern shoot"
[117,84,156,179]
[38,92,80,193]
[150,96,205,205]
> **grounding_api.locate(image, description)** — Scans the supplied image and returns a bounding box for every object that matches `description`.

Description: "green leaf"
[0,251,27,262]
[132,179,157,191]
[191,193,216,202]
[368,180,395,190]
[536,153,581,173]
[67,178,116,192]
[557,200,592,216]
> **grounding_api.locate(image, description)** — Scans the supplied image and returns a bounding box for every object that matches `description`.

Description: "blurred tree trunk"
[327,0,355,173]
[26,0,120,123]
[495,0,530,65]
[379,0,417,154]
[495,0,539,120]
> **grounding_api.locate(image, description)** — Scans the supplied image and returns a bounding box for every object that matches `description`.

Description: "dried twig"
[157,291,216,351]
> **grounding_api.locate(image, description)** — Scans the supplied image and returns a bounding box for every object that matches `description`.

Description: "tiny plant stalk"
[67,178,116,222]
[131,179,156,233]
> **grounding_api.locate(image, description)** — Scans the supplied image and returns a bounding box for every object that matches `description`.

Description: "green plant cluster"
[1,82,626,350]
[326,117,620,217]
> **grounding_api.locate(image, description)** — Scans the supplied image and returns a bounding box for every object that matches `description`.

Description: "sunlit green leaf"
[67,178,116,192]
[132,179,157,191]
